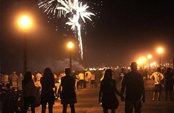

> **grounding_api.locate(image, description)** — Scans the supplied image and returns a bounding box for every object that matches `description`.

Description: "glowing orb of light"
[68,42,74,49]
[20,15,30,27]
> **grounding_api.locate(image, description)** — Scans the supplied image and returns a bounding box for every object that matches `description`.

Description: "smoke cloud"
[29,58,85,73]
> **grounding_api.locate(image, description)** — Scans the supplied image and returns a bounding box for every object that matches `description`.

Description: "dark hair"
[130,62,137,71]
[166,67,171,73]
[23,71,32,85]
[6,83,11,89]
[103,69,112,80]
[65,68,71,76]
[43,67,54,83]
[157,67,161,72]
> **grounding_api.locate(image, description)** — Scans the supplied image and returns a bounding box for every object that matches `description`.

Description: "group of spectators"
[0,65,174,113]
[0,68,100,113]
[150,67,174,101]
[0,71,43,90]
[99,63,174,113]
[118,66,174,101]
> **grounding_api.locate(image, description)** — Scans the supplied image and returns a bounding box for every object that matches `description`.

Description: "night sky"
[1,0,174,74]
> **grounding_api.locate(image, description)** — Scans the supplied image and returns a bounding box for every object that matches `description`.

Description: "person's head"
[166,67,171,73]
[19,73,23,77]
[13,71,16,74]
[6,83,11,89]
[130,62,137,71]
[23,71,32,85]
[43,68,54,83]
[43,68,53,77]
[65,68,71,76]
[103,69,113,80]
[157,67,161,72]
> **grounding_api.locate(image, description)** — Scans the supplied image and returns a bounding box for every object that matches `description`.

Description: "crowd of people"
[0,68,100,113]
[0,63,174,113]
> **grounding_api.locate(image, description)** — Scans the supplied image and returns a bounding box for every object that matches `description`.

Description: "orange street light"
[67,42,74,49]
[18,15,32,31]
[157,47,163,54]
[67,42,74,69]
[157,47,164,67]
[147,54,152,70]
[19,15,32,74]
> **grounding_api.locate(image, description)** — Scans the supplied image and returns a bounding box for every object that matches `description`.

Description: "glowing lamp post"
[147,54,152,70]
[67,42,74,70]
[19,15,32,74]
[157,47,163,68]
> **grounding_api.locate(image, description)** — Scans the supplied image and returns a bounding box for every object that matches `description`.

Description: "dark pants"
[78,80,86,88]
[125,100,142,113]
[24,96,35,113]
[42,104,53,113]
[63,104,75,113]
[154,84,162,93]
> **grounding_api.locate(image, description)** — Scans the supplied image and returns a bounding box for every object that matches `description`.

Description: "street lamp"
[19,15,32,74]
[147,54,152,70]
[67,42,74,70]
[157,47,163,68]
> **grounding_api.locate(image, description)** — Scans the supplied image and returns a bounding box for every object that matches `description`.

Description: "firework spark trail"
[38,0,95,59]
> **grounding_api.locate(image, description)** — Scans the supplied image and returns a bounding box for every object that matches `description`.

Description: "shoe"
[152,98,155,101]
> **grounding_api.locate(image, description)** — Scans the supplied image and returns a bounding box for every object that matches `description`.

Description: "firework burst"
[38,0,95,59]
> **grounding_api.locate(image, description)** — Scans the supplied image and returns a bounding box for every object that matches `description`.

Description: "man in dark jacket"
[121,62,145,113]
[60,68,77,113]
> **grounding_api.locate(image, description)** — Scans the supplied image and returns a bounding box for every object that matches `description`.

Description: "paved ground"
[34,80,174,113]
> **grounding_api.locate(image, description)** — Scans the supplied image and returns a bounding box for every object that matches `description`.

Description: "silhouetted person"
[0,83,3,113]
[164,67,173,100]
[99,69,124,113]
[59,68,77,113]
[121,62,145,113]
[3,83,15,113]
[41,68,55,113]
[150,67,164,101]
[22,71,36,113]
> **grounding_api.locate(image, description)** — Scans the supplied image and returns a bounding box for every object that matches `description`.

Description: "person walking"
[59,68,77,113]
[22,71,36,113]
[99,69,124,113]
[164,67,173,100]
[121,62,145,113]
[40,68,55,113]
[78,72,85,88]
[2,83,16,113]
[85,70,92,89]
[150,67,164,101]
